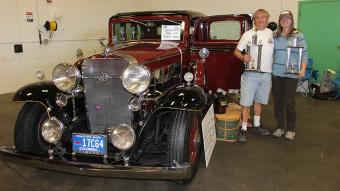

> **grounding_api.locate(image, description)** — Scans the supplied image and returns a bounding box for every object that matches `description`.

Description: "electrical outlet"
[14,44,23,53]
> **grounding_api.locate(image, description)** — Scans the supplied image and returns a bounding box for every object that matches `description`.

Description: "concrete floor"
[0,93,339,191]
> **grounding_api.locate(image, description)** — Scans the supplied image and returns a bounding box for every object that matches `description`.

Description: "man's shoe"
[273,128,285,138]
[251,126,270,136]
[238,129,247,143]
[285,131,295,140]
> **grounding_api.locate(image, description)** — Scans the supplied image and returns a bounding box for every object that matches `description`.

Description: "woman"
[272,10,308,140]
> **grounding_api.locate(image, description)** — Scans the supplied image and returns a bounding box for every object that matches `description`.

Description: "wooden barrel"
[215,104,241,142]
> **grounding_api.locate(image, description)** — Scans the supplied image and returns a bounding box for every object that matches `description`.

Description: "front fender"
[13,81,61,105]
[159,86,207,111]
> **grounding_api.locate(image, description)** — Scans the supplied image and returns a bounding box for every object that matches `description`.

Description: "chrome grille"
[82,58,132,133]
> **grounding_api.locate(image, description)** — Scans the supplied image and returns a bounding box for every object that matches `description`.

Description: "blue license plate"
[72,133,107,155]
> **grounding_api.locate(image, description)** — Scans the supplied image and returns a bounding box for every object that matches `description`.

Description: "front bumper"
[0,146,192,180]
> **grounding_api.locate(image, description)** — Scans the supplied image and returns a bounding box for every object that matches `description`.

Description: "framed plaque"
[285,37,304,74]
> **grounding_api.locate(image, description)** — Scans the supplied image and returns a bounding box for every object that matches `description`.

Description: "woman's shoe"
[272,128,285,138]
[285,131,296,140]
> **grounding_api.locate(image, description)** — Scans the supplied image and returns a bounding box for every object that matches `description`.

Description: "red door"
[192,14,252,91]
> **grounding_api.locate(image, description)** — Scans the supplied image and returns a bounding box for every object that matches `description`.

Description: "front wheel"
[167,110,202,184]
[14,102,49,155]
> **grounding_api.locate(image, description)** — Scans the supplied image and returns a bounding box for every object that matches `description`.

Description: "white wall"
[129,0,300,25]
[0,0,300,94]
[0,0,133,94]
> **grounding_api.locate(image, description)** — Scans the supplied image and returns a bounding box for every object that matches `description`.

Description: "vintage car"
[0,11,251,184]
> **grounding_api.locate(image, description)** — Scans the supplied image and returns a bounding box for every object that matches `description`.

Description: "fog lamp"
[41,117,64,144]
[109,124,135,150]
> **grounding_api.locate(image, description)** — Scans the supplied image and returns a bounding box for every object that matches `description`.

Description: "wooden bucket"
[215,104,241,142]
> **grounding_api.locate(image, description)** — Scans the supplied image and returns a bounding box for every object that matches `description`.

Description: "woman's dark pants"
[272,76,298,131]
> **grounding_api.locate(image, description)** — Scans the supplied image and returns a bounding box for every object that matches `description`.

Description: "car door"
[191,14,252,91]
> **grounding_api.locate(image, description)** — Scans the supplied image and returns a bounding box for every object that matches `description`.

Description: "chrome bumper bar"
[0,146,191,180]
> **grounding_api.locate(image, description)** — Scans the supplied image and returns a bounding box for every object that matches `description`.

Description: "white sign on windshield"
[161,25,181,40]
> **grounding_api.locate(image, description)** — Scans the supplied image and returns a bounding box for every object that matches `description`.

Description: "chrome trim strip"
[140,52,184,66]
[82,76,120,80]
[190,47,235,52]
[12,101,51,119]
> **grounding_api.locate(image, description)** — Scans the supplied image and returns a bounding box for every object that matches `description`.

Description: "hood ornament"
[103,47,113,57]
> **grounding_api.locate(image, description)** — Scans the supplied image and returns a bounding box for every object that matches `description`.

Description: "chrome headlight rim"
[199,48,209,59]
[41,117,64,144]
[184,72,194,83]
[110,124,136,151]
[128,98,141,111]
[52,63,81,92]
[121,65,151,94]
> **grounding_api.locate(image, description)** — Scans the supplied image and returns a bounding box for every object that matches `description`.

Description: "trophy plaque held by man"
[245,33,263,72]
[285,36,304,74]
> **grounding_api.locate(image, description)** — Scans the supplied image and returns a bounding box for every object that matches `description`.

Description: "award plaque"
[285,36,304,74]
[245,33,262,72]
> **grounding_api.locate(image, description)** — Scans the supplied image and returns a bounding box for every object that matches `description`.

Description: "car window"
[209,20,240,40]
[112,20,185,42]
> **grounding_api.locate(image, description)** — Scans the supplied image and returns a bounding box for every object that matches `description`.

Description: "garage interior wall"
[0,0,299,94]
[0,0,133,94]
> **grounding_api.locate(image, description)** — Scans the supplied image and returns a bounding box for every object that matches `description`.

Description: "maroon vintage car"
[0,11,251,184]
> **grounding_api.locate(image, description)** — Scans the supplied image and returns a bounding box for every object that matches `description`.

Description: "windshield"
[112,20,185,43]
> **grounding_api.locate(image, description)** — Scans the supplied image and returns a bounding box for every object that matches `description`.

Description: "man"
[234,9,274,143]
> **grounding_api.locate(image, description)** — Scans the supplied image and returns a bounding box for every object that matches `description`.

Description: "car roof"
[110,10,205,20]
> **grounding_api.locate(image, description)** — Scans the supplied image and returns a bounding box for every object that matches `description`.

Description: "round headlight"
[110,124,135,150]
[52,63,81,92]
[122,65,150,94]
[41,118,64,144]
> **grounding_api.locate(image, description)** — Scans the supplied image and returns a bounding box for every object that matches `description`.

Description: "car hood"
[93,42,185,64]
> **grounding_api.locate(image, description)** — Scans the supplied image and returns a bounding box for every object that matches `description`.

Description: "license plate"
[72,133,107,155]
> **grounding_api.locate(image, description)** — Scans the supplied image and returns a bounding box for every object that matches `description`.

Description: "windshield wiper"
[163,18,181,25]
[129,19,147,26]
